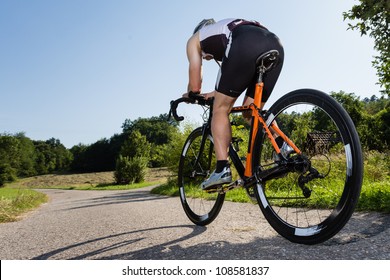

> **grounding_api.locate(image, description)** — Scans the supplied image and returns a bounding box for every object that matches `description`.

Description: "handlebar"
[168,92,213,122]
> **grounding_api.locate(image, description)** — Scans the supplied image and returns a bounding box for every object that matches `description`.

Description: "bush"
[114,156,148,185]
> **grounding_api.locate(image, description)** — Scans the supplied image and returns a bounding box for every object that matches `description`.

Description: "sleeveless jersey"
[199,18,266,61]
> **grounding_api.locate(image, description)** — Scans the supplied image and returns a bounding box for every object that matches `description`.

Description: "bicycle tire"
[252,89,363,244]
[178,127,225,226]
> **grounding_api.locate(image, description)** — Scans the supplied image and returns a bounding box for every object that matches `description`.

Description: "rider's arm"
[186,33,202,93]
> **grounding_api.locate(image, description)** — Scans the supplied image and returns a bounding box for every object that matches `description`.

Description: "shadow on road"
[58,188,170,211]
[32,224,206,260]
[32,212,389,260]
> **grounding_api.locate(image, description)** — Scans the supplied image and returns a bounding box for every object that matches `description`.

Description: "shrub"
[114,156,148,185]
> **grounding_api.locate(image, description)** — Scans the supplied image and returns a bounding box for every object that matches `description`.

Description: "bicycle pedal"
[204,179,244,194]
[203,184,223,193]
[221,179,244,193]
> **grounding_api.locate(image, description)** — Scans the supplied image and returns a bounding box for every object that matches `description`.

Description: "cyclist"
[184,18,284,190]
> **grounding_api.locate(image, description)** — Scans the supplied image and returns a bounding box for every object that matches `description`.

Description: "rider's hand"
[182,91,214,101]
[182,91,202,99]
[182,91,201,104]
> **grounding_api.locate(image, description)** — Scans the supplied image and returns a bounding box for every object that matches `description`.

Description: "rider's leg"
[201,91,235,190]
[211,91,236,162]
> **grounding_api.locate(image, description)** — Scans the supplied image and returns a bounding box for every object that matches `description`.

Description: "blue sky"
[0,0,381,148]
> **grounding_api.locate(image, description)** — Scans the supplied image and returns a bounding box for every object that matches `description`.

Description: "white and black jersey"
[198,18,283,101]
[199,18,266,61]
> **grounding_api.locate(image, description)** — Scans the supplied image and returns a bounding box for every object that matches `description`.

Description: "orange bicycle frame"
[230,81,301,178]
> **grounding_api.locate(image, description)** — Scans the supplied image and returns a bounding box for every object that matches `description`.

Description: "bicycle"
[168,50,363,244]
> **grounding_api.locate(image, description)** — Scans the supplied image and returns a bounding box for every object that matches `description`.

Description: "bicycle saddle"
[255,50,280,72]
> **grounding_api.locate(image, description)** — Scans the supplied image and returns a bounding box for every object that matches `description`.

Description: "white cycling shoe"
[201,166,232,191]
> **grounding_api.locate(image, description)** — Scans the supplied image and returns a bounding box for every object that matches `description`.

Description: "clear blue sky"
[0,0,381,148]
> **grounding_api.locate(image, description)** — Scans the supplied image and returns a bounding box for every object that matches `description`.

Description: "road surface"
[0,187,389,260]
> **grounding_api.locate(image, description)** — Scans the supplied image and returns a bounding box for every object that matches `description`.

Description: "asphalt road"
[0,187,389,260]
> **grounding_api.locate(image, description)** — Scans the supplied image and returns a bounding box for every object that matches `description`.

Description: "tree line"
[0,135,72,185]
[0,91,389,186]
[0,114,180,186]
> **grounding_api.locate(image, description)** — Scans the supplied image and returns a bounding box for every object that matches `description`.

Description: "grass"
[358,181,390,212]
[152,151,390,213]
[152,176,390,213]
[359,150,390,212]
[0,188,48,223]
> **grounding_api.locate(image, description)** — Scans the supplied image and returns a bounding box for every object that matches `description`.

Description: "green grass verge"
[0,188,48,223]
[358,180,390,212]
[152,151,390,213]
[151,178,390,213]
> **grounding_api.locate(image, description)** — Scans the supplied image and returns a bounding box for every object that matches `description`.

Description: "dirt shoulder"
[13,167,171,188]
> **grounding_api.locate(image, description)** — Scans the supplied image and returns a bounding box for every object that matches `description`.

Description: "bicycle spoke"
[253,89,362,244]
[178,128,225,226]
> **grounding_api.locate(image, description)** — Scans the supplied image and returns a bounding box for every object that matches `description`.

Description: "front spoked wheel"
[178,127,225,226]
[253,89,363,244]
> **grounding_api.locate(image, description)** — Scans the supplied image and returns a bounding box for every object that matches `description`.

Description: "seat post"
[253,81,264,108]
[257,64,266,84]
[253,50,280,108]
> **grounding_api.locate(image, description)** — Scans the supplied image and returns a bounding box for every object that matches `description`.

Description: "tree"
[122,114,178,146]
[120,130,151,159]
[0,134,19,186]
[330,92,390,151]
[0,163,17,186]
[330,91,364,127]
[0,134,73,184]
[121,114,180,167]
[0,134,21,169]
[69,144,88,172]
[79,139,113,172]
[290,112,314,149]
[343,0,390,96]
[45,138,73,171]
[14,133,36,177]
[33,138,72,174]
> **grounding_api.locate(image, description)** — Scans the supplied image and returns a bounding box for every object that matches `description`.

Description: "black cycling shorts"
[215,25,284,102]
